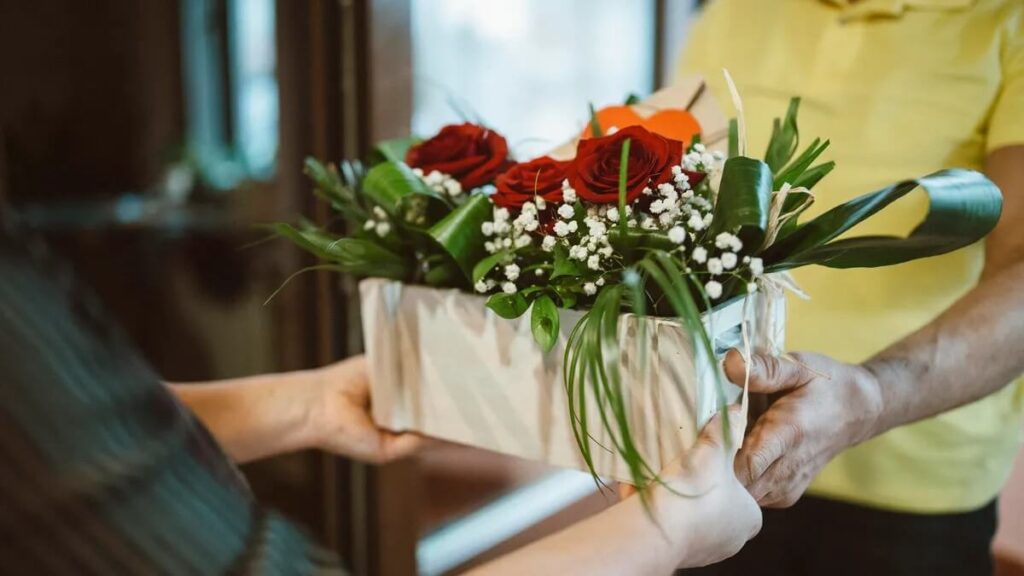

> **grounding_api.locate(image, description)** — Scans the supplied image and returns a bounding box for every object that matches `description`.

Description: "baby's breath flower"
[375,222,391,237]
[373,206,388,219]
[541,236,556,251]
[705,280,723,299]
[474,280,489,293]
[687,213,705,231]
[750,257,764,276]
[583,282,597,296]
[587,254,601,270]
[606,207,620,222]
[707,257,724,275]
[504,264,520,281]
[692,246,708,264]
[596,277,606,287]
[554,221,571,237]
[746,282,758,293]
[557,203,575,219]
[363,220,376,231]
[502,282,517,294]
[481,222,495,236]
[668,226,687,244]
[721,252,738,270]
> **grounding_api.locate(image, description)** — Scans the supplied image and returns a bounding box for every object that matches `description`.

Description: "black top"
[0,228,345,575]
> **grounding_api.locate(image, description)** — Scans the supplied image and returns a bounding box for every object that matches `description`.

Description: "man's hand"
[723,350,883,508]
[313,355,424,463]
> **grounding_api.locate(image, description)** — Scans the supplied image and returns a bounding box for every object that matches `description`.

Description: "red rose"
[492,156,571,210]
[405,123,511,190]
[568,125,683,204]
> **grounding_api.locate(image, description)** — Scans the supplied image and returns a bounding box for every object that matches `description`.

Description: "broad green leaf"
[709,156,773,248]
[530,295,560,353]
[362,161,446,216]
[472,251,509,284]
[486,292,529,319]
[428,193,494,281]
[763,97,801,173]
[764,169,1002,270]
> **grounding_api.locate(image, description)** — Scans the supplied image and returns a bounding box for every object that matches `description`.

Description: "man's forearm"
[864,258,1024,435]
[168,369,327,463]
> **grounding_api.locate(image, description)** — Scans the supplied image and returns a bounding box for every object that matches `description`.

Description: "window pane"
[411,0,655,159]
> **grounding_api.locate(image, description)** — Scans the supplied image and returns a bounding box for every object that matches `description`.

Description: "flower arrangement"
[276,79,1001,491]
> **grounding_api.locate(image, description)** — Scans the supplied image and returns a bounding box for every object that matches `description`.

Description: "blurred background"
[0,1,1020,575]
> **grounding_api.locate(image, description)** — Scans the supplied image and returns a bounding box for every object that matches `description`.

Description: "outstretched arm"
[471,409,762,575]
[168,356,420,463]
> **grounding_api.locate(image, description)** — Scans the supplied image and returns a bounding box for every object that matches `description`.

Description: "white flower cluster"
[694,229,765,300]
[476,200,550,294]
[682,143,725,174]
[543,179,619,278]
[412,167,463,199]
[634,164,714,238]
[362,205,391,238]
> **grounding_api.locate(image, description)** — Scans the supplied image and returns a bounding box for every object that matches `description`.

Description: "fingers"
[734,413,801,488]
[724,350,816,394]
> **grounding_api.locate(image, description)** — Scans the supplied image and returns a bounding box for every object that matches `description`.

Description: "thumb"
[724,349,811,394]
[695,405,746,460]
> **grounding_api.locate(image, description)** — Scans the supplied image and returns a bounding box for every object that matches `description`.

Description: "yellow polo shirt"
[681,0,1024,513]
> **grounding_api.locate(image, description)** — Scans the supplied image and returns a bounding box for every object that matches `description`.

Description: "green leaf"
[790,161,836,190]
[428,193,493,281]
[472,251,509,284]
[763,97,801,173]
[272,223,408,279]
[530,295,560,353]
[623,93,641,105]
[588,102,603,137]
[774,138,830,190]
[709,156,773,248]
[551,243,584,279]
[362,161,447,216]
[486,292,529,319]
[727,118,739,159]
[618,137,631,238]
[764,169,1002,270]
[373,137,421,164]
[303,158,367,219]
[424,261,460,286]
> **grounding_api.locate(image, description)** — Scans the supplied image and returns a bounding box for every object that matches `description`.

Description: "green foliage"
[362,161,449,216]
[531,295,560,353]
[486,292,529,319]
[372,137,421,165]
[428,193,493,282]
[271,223,408,279]
[763,97,801,173]
[710,157,773,249]
[764,169,1002,270]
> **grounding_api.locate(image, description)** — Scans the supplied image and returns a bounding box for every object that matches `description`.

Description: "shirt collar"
[821,0,974,19]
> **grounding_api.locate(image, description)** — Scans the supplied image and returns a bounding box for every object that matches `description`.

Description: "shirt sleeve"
[0,231,345,576]
[987,8,1024,152]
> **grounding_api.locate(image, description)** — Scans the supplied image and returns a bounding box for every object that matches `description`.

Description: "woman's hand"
[312,355,424,463]
[657,407,763,568]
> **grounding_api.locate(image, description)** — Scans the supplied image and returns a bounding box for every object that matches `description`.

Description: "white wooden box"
[361,278,785,481]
